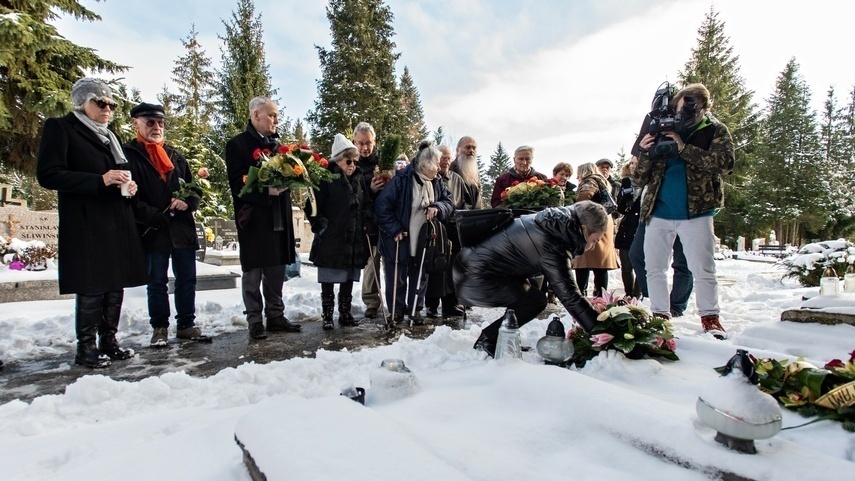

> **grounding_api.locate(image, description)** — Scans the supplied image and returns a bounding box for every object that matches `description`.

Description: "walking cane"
[391,237,401,328]
[411,224,432,318]
[365,233,389,326]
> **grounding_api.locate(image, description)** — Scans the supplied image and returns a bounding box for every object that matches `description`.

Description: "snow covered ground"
[0,258,853,480]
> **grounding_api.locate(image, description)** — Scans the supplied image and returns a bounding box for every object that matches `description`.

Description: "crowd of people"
[28,78,733,369]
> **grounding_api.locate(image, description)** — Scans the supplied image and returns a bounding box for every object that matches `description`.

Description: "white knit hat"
[330,133,357,160]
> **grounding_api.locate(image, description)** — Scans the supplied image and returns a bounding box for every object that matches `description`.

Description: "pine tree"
[307,0,400,156]
[0,0,125,175]
[433,126,445,146]
[483,142,511,207]
[173,25,216,126]
[749,58,828,245]
[678,6,761,247]
[817,87,855,237]
[293,119,307,146]
[216,0,274,142]
[397,66,428,155]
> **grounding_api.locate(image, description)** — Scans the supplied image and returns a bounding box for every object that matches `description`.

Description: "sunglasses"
[91,98,118,111]
[143,118,165,128]
[344,159,359,166]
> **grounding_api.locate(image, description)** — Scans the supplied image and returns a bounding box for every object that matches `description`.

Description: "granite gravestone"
[195,222,207,261]
[0,206,58,244]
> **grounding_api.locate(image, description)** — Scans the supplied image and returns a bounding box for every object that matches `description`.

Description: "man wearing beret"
[225,96,301,339]
[124,102,211,347]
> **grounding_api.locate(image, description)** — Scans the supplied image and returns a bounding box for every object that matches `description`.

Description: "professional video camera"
[646,81,696,160]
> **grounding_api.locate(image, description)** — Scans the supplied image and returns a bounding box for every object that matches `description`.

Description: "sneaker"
[364,307,378,319]
[701,315,726,340]
[150,328,169,348]
[176,326,212,343]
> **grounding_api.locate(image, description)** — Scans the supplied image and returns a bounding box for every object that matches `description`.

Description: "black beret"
[130,102,165,118]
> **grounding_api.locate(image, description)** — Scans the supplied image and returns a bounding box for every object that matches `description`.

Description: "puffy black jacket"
[614,177,640,250]
[452,205,598,331]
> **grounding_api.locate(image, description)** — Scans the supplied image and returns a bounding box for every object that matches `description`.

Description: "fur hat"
[71,78,113,107]
[331,133,357,160]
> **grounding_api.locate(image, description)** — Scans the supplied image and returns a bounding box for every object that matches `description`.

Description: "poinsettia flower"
[665,338,677,351]
[196,167,209,179]
[590,333,614,348]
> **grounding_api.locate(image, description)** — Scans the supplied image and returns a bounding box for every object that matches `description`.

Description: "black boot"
[321,293,335,330]
[267,315,302,332]
[99,290,133,360]
[75,295,111,368]
[338,294,360,327]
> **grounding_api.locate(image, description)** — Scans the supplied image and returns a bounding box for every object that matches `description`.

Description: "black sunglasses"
[91,98,118,111]
[143,118,165,128]
[344,159,359,166]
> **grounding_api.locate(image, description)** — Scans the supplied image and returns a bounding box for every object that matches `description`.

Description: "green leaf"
[795,368,830,397]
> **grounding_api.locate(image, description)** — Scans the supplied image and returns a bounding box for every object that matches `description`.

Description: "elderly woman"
[573,162,619,297]
[37,78,148,368]
[453,201,608,357]
[552,162,577,193]
[306,134,375,330]
[375,140,454,327]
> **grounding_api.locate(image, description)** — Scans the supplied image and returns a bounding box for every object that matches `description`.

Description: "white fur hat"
[331,133,357,160]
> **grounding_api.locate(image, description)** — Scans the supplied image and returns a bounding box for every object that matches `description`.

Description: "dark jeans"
[629,221,693,316]
[619,248,641,298]
[575,268,609,297]
[147,248,197,329]
[480,285,547,346]
[242,265,285,324]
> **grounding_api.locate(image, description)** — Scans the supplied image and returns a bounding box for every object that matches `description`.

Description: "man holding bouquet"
[125,102,211,347]
[226,97,301,339]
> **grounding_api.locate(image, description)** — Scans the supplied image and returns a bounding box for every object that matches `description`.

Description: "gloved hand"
[312,217,329,236]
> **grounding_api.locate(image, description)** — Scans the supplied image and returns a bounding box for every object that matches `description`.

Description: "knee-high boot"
[75,295,111,368]
[321,293,335,330]
[338,294,360,327]
[98,290,133,360]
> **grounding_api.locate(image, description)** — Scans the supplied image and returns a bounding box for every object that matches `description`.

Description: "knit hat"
[595,158,614,168]
[331,133,357,160]
[71,78,113,107]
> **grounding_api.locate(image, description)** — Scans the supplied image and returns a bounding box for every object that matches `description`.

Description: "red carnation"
[278,145,290,154]
[252,148,262,160]
[312,152,321,162]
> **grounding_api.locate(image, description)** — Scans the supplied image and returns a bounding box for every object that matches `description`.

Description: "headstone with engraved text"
[0,206,58,244]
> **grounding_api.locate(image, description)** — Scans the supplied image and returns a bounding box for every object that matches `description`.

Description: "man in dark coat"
[226,96,301,339]
[354,122,388,319]
[37,78,147,368]
[125,102,210,347]
[453,202,607,357]
[489,145,548,207]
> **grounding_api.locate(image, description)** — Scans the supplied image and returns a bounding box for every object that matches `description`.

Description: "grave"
[780,291,855,327]
[0,205,58,245]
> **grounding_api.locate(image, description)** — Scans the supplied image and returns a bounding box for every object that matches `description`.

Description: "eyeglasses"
[344,159,359,166]
[354,141,374,148]
[91,98,118,111]
[143,119,165,128]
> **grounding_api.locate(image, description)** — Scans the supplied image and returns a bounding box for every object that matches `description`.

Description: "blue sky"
[56,0,855,174]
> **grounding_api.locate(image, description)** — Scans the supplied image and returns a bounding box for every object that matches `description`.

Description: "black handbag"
[454,208,515,247]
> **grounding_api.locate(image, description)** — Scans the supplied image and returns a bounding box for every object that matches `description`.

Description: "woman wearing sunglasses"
[305,134,376,330]
[37,78,148,368]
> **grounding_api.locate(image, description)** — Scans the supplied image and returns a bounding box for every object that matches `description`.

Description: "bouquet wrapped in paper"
[240,144,338,197]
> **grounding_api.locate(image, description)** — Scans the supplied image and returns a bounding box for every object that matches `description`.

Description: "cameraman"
[634,83,734,338]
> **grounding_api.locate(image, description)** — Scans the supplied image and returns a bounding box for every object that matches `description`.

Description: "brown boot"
[701,314,726,340]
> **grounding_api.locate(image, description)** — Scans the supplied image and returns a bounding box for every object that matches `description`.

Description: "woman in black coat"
[615,157,642,298]
[37,78,148,368]
[306,134,374,330]
[375,141,454,326]
[453,202,607,357]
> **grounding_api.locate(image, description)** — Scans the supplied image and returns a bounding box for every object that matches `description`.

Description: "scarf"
[136,131,174,181]
[73,111,128,166]
[409,172,436,256]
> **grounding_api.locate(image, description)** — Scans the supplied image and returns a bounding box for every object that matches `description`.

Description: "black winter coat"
[452,205,598,331]
[124,139,200,252]
[375,163,454,265]
[614,177,640,250]
[226,124,296,271]
[36,113,148,294]
[306,163,374,270]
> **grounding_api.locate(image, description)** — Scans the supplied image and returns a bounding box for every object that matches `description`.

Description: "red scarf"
[136,132,174,181]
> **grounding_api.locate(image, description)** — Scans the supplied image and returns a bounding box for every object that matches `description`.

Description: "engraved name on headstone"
[0,206,58,243]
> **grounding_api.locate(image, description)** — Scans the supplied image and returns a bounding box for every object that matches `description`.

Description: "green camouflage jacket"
[633,113,735,223]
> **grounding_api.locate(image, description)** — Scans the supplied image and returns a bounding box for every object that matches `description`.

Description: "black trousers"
[479,286,548,345]
[575,268,609,297]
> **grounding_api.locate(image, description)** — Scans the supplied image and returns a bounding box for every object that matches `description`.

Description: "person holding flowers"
[306,134,375,330]
[226,96,301,340]
[124,102,211,347]
[489,145,547,207]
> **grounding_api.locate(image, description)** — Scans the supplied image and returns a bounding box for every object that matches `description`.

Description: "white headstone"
[736,236,746,252]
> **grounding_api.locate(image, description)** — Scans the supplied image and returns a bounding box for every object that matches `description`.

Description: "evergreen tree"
[433,126,445,146]
[397,66,428,155]
[307,0,400,155]
[483,142,511,207]
[0,0,124,175]
[678,6,761,247]
[614,147,628,174]
[173,25,216,126]
[216,0,274,142]
[293,119,307,146]
[749,58,828,245]
[817,86,855,238]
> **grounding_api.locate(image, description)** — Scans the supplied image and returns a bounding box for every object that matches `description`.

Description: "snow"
[699,372,781,424]
[0,259,854,480]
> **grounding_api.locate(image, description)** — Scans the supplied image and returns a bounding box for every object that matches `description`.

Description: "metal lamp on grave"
[844,258,855,292]
[535,317,574,366]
